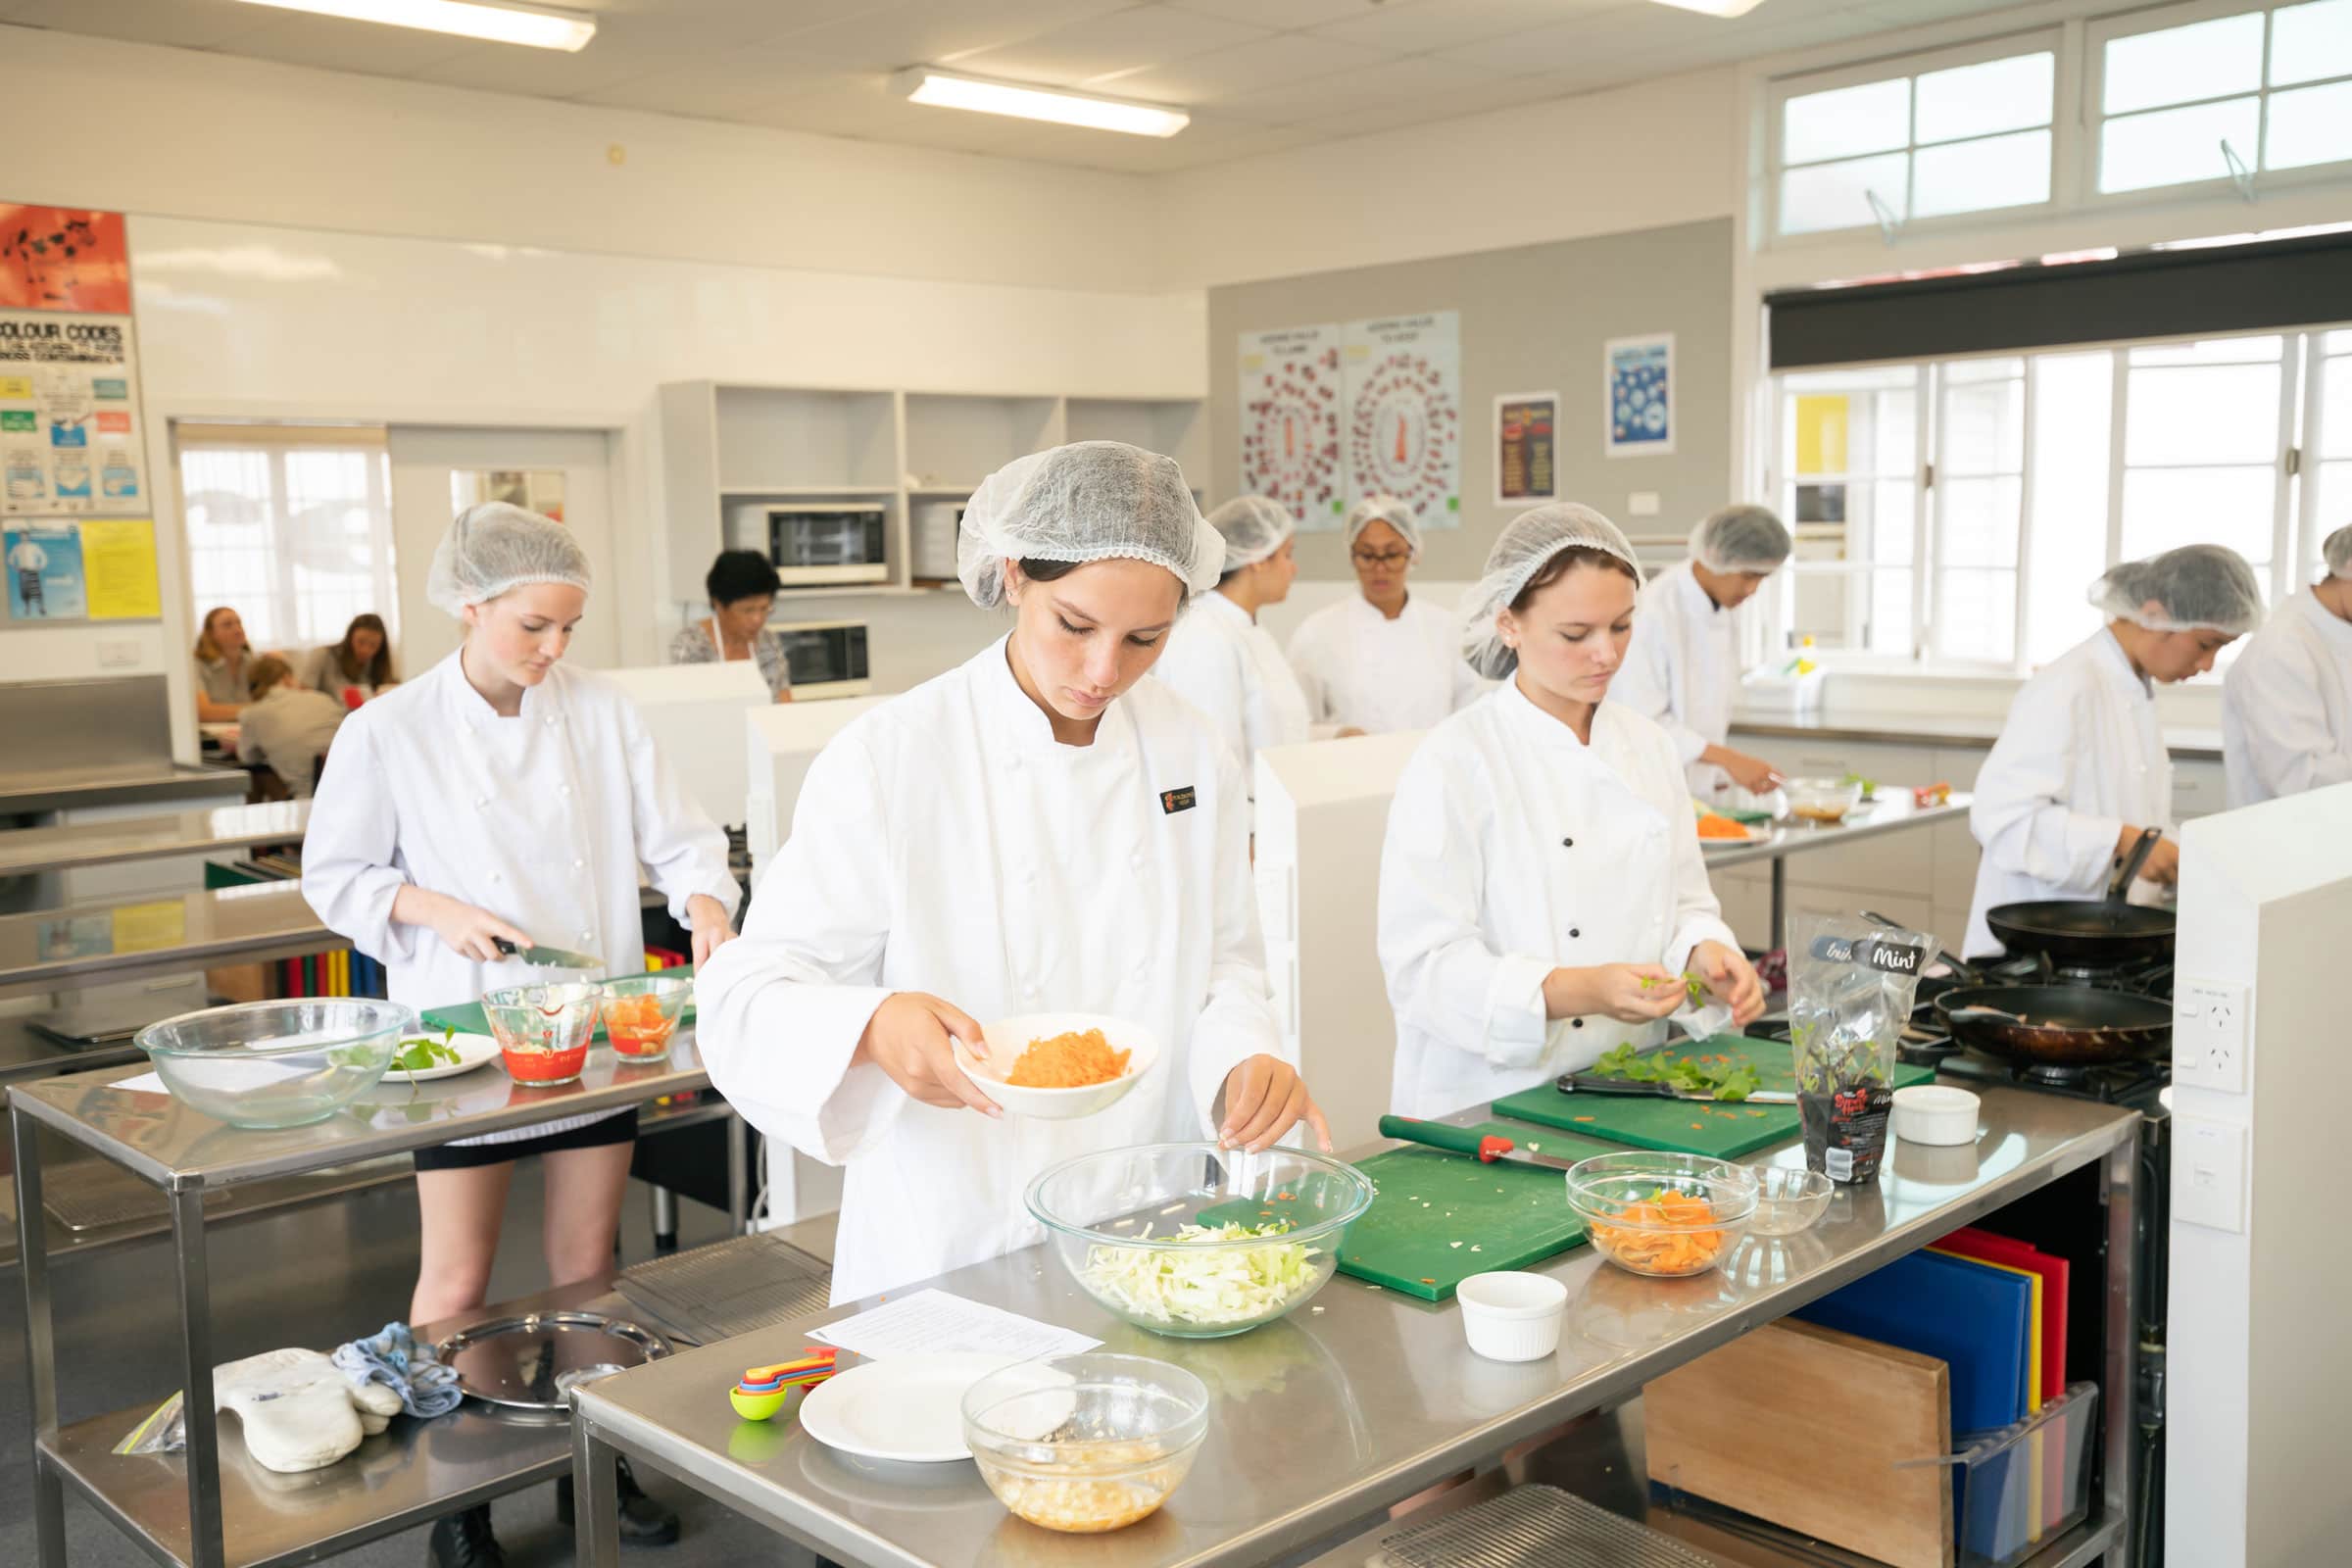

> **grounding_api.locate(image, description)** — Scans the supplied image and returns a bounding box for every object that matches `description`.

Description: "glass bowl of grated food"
[1027,1143,1375,1339]
[962,1354,1209,1533]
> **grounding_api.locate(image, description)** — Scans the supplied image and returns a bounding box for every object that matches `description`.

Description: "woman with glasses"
[1287,496,1483,735]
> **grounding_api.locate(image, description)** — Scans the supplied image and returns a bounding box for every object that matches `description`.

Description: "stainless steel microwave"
[733,502,889,585]
[773,620,871,699]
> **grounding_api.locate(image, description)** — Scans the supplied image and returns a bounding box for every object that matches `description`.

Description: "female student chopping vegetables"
[697,442,1331,1305]
[304,504,739,1564]
[1377,504,1764,1120]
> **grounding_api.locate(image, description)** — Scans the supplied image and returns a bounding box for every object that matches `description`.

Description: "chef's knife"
[1554,1071,1796,1105]
[492,937,606,973]
[1377,1116,1582,1173]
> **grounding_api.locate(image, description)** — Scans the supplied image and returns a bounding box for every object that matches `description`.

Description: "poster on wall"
[1494,392,1558,507]
[454,468,566,522]
[1237,324,1343,529]
[81,517,161,619]
[0,207,133,315]
[1604,333,1675,458]
[0,308,144,517]
[1343,311,1460,527]
[4,521,88,620]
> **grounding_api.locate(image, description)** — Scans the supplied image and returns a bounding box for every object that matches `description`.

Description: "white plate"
[383,1032,502,1083]
[796,1353,1049,1464]
[1697,822,1774,847]
[955,1012,1160,1122]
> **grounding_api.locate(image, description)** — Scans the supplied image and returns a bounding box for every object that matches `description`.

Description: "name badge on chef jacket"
[1158,786,1198,814]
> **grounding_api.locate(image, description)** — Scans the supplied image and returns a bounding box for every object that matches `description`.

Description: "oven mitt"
[213,1348,400,1473]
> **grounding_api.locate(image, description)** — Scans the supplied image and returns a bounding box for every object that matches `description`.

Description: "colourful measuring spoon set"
[726,1348,838,1421]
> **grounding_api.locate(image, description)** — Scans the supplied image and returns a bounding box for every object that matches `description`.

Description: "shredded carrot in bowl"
[1005,1029,1132,1089]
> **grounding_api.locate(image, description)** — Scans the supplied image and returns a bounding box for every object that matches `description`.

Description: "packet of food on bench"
[1790,914,1939,1184]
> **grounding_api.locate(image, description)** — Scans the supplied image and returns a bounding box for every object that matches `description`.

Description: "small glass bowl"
[1782,776,1863,825]
[961,1354,1208,1534]
[481,982,601,1086]
[1564,1152,1759,1278]
[135,999,416,1129]
[1748,1167,1836,1236]
[598,975,691,1062]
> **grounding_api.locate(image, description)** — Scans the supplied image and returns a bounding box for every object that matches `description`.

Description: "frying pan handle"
[2108,826,2161,902]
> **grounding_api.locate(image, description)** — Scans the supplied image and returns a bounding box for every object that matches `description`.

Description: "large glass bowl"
[1563,1152,1759,1278]
[1026,1143,1375,1339]
[135,999,417,1129]
[598,975,691,1062]
[481,982,601,1086]
[961,1353,1209,1534]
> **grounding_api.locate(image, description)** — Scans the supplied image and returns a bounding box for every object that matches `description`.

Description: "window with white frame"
[2091,0,2352,195]
[1767,327,2344,673]
[176,424,397,656]
[1772,38,2059,238]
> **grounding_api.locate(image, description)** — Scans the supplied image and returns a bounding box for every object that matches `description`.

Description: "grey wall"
[1207,218,1735,582]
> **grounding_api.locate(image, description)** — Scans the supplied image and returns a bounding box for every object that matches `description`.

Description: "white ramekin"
[1454,1271,1569,1362]
[1892,1084,1982,1147]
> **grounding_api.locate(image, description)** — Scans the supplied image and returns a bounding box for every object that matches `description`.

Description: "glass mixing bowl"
[1027,1143,1375,1339]
[135,998,416,1129]
[481,982,601,1086]
[598,974,692,1062]
[1564,1151,1759,1278]
[961,1354,1209,1534]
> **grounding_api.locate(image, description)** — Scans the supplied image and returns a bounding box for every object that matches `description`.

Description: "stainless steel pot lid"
[434,1309,669,1413]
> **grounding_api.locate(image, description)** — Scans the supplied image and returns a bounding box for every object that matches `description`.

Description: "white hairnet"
[1203,495,1295,573]
[1344,495,1423,561]
[2088,544,2265,636]
[957,442,1222,610]
[1690,504,1792,573]
[2326,522,2352,581]
[425,502,590,616]
[1459,504,1642,679]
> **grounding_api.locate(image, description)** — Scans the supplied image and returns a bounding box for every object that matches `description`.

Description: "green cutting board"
[418,966,694,1044]
[1491,1034,1934,1160]
[1204,1122,1614,1303]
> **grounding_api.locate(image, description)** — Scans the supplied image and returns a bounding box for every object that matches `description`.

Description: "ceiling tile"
[770,1,1135,73]
[1311,0,1616,53]
[1085,32,1396,103]
[1213,52,1503,122]
[1432,4,1661,74]
[947,5,1277,87]
[568,50,844,118]
[403,17,716,98]
[211,15,475,75]
[1166,0,1395,26]
[1292,68,1570,137]
[8,0,272,50]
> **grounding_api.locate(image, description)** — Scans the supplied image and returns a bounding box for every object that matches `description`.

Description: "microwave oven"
[732,502,889,586]
[773,620,871,699]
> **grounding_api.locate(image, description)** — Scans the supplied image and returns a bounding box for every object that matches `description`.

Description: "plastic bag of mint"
[1789,913,1940,1183]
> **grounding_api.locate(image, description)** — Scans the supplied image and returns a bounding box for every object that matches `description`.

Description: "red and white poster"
[1237,324,1343,530]
[1343,311,1460,528]
[0,207,132,315]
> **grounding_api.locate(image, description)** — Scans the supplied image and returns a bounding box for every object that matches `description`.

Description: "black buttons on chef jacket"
[1569,928,1581,938]
[1560,836,1575,848]
[1571,1018,1585,1029]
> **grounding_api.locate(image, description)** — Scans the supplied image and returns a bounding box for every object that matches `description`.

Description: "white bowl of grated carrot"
[956,1013,1161,1121]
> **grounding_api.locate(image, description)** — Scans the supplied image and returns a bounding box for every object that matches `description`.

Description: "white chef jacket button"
[489,871,503,883]
[475,796,490,808]
[545,715,558,727]
[559,784,571,797]
[580,929,593,942]
[572,858,584,869]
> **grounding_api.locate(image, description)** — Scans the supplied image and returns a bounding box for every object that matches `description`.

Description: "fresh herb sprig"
[392,1027,462,1074]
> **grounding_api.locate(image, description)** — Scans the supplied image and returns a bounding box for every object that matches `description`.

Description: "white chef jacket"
[1615,562,1741,799]
[694,637,1287,1304]
[303,653,739,1144]
[1964,629,2172,959]
[1377,679,1740,1119]
[2221,588,2352,807]
[1288,593,1483,735]
[1151,590,1313,797]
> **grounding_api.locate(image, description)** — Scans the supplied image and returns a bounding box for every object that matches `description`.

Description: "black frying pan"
[1934,983,2172,1068]
[1985,825,2175,966]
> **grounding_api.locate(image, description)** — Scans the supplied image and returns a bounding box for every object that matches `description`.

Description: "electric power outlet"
[2175,978,2250,1094]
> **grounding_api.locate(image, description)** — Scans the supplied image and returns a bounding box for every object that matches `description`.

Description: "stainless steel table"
[11,1029,750,1568]
[0,763,248,815]
[571,1090,2140,1568]
[1701,794,1972,950]
[0,881,334,999]
[0,800,308,878]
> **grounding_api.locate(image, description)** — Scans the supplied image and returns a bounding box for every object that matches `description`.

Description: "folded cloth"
[331,1321,463,1419]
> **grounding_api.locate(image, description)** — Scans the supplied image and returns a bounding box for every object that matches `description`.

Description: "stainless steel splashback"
[0,676,174,774]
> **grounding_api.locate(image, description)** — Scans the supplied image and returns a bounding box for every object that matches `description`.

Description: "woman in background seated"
[670,549,793,701]
[192,606,253,721]
[238,655,348,798]
[309,612,399,704]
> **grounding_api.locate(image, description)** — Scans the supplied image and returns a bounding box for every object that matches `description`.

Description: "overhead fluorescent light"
[891,69,1190,138]
[226,0,596,52]
[1645,0,1768,16]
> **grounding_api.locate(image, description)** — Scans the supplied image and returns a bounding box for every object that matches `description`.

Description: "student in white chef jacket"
[697,443,1331,1306]
[1615,505,1793,800]
[304,505,738,1560]
[2222,522,2352,807]
[1288,495,1484,735]
[1377,505,1766,1120]
[1152,495,1317,798]
[1964,545,2265,958]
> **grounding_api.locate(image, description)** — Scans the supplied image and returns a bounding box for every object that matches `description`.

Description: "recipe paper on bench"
[808,1290,1102,1362]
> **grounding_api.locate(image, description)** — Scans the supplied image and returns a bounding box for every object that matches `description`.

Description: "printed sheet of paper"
[808,1289,1102,1362]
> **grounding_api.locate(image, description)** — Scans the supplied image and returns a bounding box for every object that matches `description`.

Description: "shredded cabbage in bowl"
[1077,1221,1323,1329]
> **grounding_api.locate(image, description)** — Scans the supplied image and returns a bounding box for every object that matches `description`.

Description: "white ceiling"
[0,0,2037,173]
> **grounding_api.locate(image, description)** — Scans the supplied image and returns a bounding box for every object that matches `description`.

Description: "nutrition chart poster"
[1342,311,1460,527]
[1238,323,1344,529]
